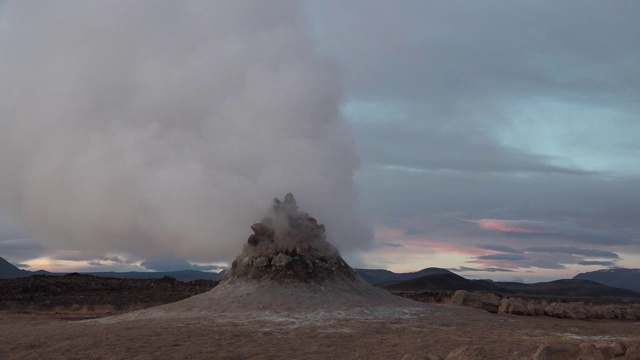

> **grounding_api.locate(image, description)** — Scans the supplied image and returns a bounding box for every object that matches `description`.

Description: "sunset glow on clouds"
[348,215,637,282]
[466,219,552,234]
[351,224,473,274]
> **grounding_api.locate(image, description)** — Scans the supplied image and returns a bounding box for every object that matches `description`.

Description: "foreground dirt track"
[1,303,639,360]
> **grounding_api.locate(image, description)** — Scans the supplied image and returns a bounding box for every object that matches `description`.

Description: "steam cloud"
[0,0,372,264]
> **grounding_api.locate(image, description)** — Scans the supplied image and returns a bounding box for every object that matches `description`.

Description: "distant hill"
[355,267,454,284]
[497,279,640,299]
[378,273,511,293]
[374,271,640,300]
[573,268,640,293]
[0,256,31,279]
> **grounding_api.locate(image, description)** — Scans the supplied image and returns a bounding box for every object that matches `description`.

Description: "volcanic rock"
[500,298,527,316]
[254,257,269,268]
[544,303,575,319]
[451,290,500,313]
[271,253,292,267]
[594,341,626,359]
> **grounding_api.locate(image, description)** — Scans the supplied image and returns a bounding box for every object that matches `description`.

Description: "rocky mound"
[224,193,358,284]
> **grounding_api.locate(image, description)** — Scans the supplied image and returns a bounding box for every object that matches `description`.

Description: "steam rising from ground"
[0,0,372,263]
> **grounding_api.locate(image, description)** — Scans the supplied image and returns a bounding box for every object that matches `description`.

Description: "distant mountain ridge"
[378,273,509,293]
[377,272,640,299]
[0,256,31,279]
[573,268,640,293]
[5,255,640,298]
[0,255,225,281]
[354,267,453,284]
[2,259,449,283]
[1,259,454,284]
[497,278,640,299]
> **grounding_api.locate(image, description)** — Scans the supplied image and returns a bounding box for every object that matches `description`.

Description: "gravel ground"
[2,288,639,359]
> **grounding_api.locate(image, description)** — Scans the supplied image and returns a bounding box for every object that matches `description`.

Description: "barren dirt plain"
[1,298,639,360]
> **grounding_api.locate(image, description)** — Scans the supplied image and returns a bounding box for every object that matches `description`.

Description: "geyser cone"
[102,194,423,322]
[201,193,412,311]
[223,193,359,285]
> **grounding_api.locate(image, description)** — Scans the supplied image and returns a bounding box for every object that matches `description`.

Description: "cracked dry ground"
[1,303,639,359]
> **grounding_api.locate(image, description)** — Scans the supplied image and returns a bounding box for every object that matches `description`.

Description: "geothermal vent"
[224,193,358,285]
[105,194,422,323]
[198,193,414,310]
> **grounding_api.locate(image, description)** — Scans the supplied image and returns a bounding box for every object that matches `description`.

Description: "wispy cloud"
[467,219,551,233]
[380,242,403,248]
[451,266,515,273]
[529,261,567,270]
[477,244,522,254]
[477,254,528,261]
[468,219,638,246]
[578,260,617,266]
[52,251,128,264]
[524,247,620,259]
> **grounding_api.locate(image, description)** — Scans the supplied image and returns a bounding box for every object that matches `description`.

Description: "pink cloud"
[371,223,491,258]
[467,219,553,233]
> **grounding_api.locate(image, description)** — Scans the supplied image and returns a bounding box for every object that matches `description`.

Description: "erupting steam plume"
[226,193,358,283]
[0,0,372,264]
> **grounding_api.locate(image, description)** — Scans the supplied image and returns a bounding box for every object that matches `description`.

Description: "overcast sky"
[1,1,639,282]
[308,0,640,281]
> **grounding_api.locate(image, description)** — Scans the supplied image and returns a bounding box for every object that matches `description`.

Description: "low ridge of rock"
[593,341,626,359]
[451,290,500,313]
